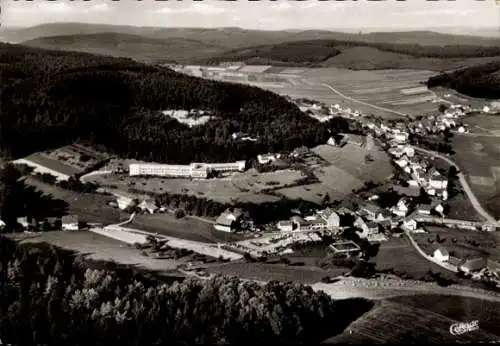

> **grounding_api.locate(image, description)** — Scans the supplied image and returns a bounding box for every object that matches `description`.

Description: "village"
[5,95,500,288]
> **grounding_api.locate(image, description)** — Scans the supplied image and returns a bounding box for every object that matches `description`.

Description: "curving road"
[411,146,498,225]
[321,83,408,117]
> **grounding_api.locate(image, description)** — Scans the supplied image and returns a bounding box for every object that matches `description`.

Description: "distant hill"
[8,23,500,68]
[201,39,500,71]
[6,23,500,47]
[22,33,225,63]
[427,61,500,98]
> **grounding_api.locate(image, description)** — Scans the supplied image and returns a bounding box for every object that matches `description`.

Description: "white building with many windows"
[129,160,246,178]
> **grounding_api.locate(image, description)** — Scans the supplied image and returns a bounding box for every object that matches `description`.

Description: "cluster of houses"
[15,214,80,232]
[111,195,163,214]
[433,247,500,282]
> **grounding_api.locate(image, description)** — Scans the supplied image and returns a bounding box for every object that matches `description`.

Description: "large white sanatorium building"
[129,161,246,178]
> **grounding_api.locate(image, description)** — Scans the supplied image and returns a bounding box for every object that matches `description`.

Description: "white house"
[402,219,418,231]
[402,146,415,157]
[429,169,448,189]
[434,203,444,215]
[393,132,409,143]
[62,215,79,231]
[318,209,340,229]
[0,219,6,230]
[116,196,136,210]
[257,153,279,165]
[483,106,491,113]
[394,157,409,168]
[396,198,410,215]
[16,216,29,229]
[277,220,293,232]
[214,208,245,233]
[433,247,450,262]
[327,137,337,146]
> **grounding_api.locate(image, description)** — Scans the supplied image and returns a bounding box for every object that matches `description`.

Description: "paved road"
[321,83,408,117]
[411,146,499,225]
[452,131,500,138]
[404,229,458,273]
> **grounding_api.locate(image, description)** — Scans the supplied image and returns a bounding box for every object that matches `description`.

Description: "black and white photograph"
[1,0,500,344]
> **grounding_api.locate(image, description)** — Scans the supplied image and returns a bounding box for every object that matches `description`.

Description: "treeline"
[138,190,322,224]
[0,43,347,164]
[0,165,69,227]
[427,61,500,99]
[203,39,500,65]
[0,235,374,345]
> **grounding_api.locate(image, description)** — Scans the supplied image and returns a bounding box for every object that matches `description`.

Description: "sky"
[2,0,499,31]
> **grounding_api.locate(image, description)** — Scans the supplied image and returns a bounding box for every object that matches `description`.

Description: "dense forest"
[202,39,500,66]
[427,61,500,98]
[0,43,348,164]
[0,235,374,345]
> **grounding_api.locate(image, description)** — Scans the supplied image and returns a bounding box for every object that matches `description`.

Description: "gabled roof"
[215,213,234,227]
[461,257,487,271]
[62,215,78,224]
[435,247,449,256]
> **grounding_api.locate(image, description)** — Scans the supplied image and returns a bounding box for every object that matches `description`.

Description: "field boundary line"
[321,83,408,117]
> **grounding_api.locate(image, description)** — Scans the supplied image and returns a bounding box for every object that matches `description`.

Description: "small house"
[116,196,136,210]
[402,219,418,231]
[433,247,450,262]
[16,216,29,229]
[460,258,487,274]
[318,208,340,229]
[434,203,445,215]
[62,215,79,231]
[417,204,432,215]
[214,208,245,233]
[327,137,337,146]
[138,199,158,214]
[257,153,279,165]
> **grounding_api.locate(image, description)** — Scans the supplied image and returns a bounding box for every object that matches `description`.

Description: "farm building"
[12,154,78,182]
[329,241,361,255]
[290,216,312,231]
[402,219,418,231]
[318,208,340,228]
[434,248,450,262]
[62,215,79,231]
[214,208,246,233]
[417,205,433,215]
[459,258,487,274]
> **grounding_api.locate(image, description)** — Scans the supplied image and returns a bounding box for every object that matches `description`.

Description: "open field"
[276,143,392,203]
[465,114,500,135]
[205,261,345,284]
[413,226,500,262]
[9,231,185,274]
[25,177,121,224]
[129,213,248,244]
[325,297,500,343]
[374,237,458,279]
[452,135,500,218]
[211,67,438,118]
[88,165,311,204]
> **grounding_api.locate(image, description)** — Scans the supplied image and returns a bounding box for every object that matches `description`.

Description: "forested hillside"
[427,61,500,98]
[0,235,374,345]
[201,39,500,68]
[0,43,349,163]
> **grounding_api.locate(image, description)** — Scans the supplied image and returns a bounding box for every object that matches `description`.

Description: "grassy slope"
[324,295,500,343]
